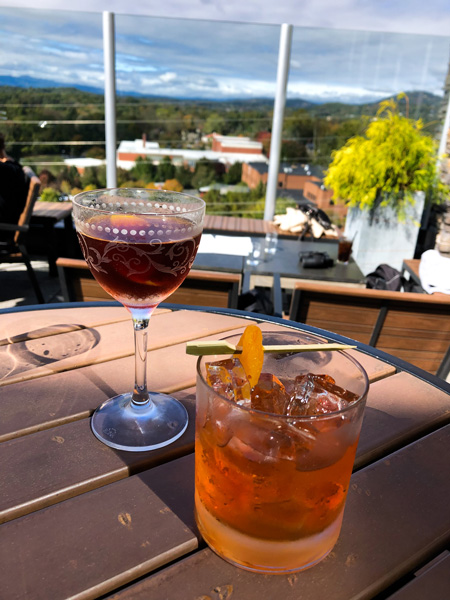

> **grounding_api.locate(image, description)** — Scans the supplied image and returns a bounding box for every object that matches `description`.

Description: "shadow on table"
[134,389,199,537]
[0,325,101,382]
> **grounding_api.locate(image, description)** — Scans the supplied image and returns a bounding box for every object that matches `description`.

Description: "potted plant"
[324,95,448,275]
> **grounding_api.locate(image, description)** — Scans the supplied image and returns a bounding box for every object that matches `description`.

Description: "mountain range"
[0,76,444,130]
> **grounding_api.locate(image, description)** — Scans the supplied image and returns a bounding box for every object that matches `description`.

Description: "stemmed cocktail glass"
[72,188,205,452]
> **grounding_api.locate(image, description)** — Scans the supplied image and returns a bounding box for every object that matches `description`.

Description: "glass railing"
[0,8,103,169]
[287,27,450,166]
[1,7,449,219]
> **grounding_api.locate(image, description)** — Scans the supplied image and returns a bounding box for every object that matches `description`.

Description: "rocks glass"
[194,330,368,573]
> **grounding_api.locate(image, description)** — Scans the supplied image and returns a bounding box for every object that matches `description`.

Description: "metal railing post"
[264,23,293,222]
[103,11,117,188]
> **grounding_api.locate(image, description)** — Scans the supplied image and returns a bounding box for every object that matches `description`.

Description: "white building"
[116,137,268,171]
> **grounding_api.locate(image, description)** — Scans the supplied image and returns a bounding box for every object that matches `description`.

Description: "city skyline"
[0,6,449,105]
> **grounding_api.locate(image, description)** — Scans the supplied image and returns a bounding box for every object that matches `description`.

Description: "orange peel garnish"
[233,324,264,387]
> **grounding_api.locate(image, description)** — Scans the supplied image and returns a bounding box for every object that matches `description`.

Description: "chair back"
[289,281,450,378]
[56,258,241,309]
[14,174,41,244]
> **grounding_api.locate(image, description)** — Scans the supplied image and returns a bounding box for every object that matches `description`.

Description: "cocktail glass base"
[91,392,188,452]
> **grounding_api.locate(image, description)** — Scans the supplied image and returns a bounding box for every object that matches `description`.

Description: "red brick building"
[242,161,347,219]
[242,162,321,192]
[210,134,264,155]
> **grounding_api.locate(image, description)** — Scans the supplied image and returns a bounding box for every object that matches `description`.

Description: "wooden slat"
[379,333,449,351]
[387,553,450,599]
[105,426,450,600]
[355,370,450,468]
[0,310,248,387]
[80,278,114,300]
[170,288,230,308]
[305,320,374,345]
[376,348,443,375]
[32,200,72,220]
[306,302,379,326]
[0,455,198,600]
[0,315,251,441]
[0,324,401,524]
[383,309,450,331]
[0,389,195,525]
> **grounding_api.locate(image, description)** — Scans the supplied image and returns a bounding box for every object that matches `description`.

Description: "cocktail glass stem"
[131,316,150,406]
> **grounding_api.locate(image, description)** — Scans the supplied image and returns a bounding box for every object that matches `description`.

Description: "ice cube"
[206,358,251,404]
[228,420,295,463]
[250,372,290,414]
[288,373,358,416]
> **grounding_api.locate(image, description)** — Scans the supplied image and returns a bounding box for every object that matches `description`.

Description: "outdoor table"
[31,200,74,276]
[0,303,449,600]
[246,236,364,284]
[195,233,364,284]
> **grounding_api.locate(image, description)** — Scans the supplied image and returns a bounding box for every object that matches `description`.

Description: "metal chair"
[0,173,44,303]
[288,281,450,379]
[56,257,242,309]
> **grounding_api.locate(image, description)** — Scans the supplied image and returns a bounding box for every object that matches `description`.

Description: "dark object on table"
[238,286,276,316]
[299,251,334,269]
[366,264,403,291]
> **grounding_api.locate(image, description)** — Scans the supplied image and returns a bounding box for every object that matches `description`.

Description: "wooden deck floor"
[203,214,338,239]
[203,215,283,236]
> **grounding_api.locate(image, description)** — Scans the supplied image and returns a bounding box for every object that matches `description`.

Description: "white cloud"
[159,72,177,83]
[0,2,449,102]
[1,0,450,36]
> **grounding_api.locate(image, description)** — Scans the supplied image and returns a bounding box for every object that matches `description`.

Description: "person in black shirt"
[0,132,28,225]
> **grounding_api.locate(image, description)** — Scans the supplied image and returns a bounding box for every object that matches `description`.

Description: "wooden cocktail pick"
[186,340,356,356]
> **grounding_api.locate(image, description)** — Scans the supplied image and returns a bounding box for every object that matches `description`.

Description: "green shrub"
[324,96,448,219]
[40,187,60,202]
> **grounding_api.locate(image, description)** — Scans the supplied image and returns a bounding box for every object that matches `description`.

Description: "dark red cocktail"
[77,214,201,309]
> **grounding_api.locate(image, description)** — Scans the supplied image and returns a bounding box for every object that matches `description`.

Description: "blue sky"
[0,2,449,103]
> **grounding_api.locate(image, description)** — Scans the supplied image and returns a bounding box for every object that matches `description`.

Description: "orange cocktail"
[195,330,368,573]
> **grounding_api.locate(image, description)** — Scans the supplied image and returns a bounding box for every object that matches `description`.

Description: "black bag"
[238,287,274,316]
[366,264,403,291]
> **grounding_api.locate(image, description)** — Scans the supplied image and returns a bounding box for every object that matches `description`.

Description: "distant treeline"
[0,86,443,170]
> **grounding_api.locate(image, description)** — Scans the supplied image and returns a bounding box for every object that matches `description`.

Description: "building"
[117,135,268,171]
[242,161,347,219]
[64,157,106,174]
[209,134,263,155]
[242,161,323,193]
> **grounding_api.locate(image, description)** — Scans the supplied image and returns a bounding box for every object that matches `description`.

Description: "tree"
[130,156,156,183]
[175,165,194,188]
[85,146,106,159]
[163,179,183,192]
[156,157,176,181]
[224,162,242,184]
[192,163,216,189]
[204,113,226,135]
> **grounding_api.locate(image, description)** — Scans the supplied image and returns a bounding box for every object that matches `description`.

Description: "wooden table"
[0,303,449,600]
[31,201,74,276]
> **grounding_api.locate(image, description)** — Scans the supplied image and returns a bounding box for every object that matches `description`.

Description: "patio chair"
[56,257,241,309]
[0,172,44,303]
[288,281,450,378]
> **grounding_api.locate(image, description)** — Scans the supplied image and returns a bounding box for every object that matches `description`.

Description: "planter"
[343,191,425,276]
